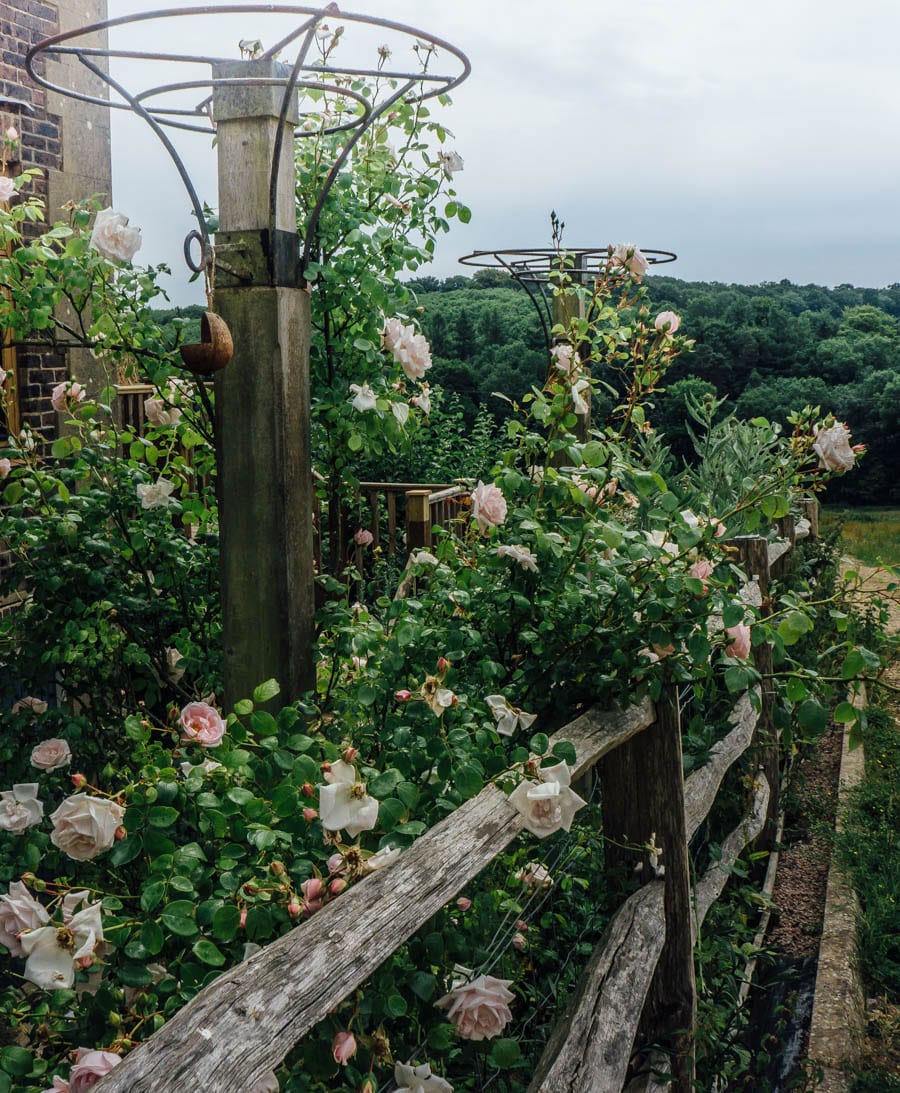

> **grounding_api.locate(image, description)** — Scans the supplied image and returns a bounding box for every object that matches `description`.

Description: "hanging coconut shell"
[179,311,233,375]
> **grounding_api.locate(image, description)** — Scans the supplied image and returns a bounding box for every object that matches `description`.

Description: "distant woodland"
[404,273,900,505]
[157,274,900,504]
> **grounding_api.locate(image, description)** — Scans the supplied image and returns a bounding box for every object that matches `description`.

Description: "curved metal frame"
[459,246,678,350]
[26,4,470,276]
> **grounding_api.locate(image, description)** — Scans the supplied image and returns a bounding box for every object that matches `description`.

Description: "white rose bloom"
[611,243,649,281]
[349,382,377,412]
[813,422,855,472]
[395,1061,453,1093]
[0,881,50,957]
[30,738,72,771]
[412,388,431,416]
[437,150,464,178]
[496,544,539,573]
[485,694,537,737]
[89,207,142,263]
[411,550,439,566]
[508,761,586,838]
[20,895,103,990]
[179,758,223,778]
[362,845,403,874]
[0,784,44,833]
[392,401,410,426]
[318,763,379,838]
[571,378,591,416]
[144,395,182,427]
[136,477,175,510]
[49,793,125,860]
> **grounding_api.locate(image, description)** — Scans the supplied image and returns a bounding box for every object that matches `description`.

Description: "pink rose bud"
[354,528,374,547]
[6,126,19,141]
[303,898,324,916]
[512,931,527,951]
[301,877,325,901]
[271,860,285,876]
[515,919,528,931]
[451,693,459,706]
[300,782,315,798]
[302,807,318,823]
[343,746,358,763]
[287,900,301,917]
[76,954,95,969]
[327,853,345,875]
[114,826,127,840]
[239,910,247,928]
[456,897,472,911]
[332,1031,357,1066]
[725,622,752,659]
[436,656,450,673]
[329,878,346,896]
[395,689,412,702]
[320,761,332,774]
[71,773,87,788]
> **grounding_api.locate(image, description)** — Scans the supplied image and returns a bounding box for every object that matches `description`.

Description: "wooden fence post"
[405,488,432,551]
[773,513,795,579]
[599,685,696,1089]
[799,495,819,540]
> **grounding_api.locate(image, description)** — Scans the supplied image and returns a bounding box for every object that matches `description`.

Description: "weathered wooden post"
[799,495,820,540]
[405,488,432,551]
[599,685,696,1089]
[212,59,315,705]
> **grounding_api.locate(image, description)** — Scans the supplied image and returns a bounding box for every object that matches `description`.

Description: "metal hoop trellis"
[459,246,678,352]
[26,4,470,277]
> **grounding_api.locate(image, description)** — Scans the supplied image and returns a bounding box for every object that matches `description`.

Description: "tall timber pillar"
[212,60,314,706]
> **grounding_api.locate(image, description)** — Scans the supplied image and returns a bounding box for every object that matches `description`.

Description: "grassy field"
[821,507,900,567]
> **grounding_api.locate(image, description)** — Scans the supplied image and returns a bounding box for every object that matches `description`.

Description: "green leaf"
[551,740,577,765]
[161,900,197,936]
[385,993,408,1017]
[147,806,179,828]
[833,701,856,724]
[109,832,143,866]
[529,732,550,756]
[454,765,483,798]
[192,938,226,966]
[797,700,827,733]
[379,797,407,831]
[409,970,436,1000]
[252,678,280,704]
[368,768,403,798]
[140,919,164,955]
[140,879,167,913]
[212,904,242,941]
[118,963,154,987]
[489,1038,521,1068]
[840,649,865,679]
[0,1047,33,1078]
[233,699,253,716]
[427,1022,457,1050]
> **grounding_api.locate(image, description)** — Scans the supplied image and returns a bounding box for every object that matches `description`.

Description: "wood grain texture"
[693,774,770,941]
[683,686,760,839]
[96,699,655,1092]
[526,881,666,1093]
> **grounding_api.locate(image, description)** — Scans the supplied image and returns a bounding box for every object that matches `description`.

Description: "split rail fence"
[96,498,820,1092]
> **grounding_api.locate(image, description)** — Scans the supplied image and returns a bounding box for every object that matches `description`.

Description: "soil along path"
[806,559,899,1089]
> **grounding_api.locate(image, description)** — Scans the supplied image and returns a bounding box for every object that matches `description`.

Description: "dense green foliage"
[405,273,900,505]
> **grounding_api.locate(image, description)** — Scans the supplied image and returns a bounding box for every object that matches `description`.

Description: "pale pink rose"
[689,559,714,588]
[0,880,50,956]
[512,931,527,951]
[5,126,18,142]
[179,701,226,747]
[332,1031,357,1065]
[382,316,405,352]
[515,862,552,889]
[51,381,86,414]
[301,877,325,901]
[813,422,855,472]
[0,177,15,203]
[611,243,649,280]
[411,387,431,415]
[711,518,727,538]
[50,794,125,860]
[435,974,515,1041]
[456,896,472,912]
[12,696,48,715]
[725,622,752,659]
[327,852,345,875]
[31,738,72,772]
[89,207,141,263]
[551,343,576,377]
[144,395,182,427]
[69,1048,121,1092]
[654,310,680,333]
[354,528,374,547]
[470,481,507,535]
[0,784,44,833]
[41,1077,70,1092]
[0,458,11,479]
[394,329,432,382]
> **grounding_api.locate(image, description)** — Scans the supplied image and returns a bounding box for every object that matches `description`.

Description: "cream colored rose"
[89,207,142,263]
[31,738,72,772]
[49,794,125,861]
[813,422,855,472]
[136,477,175,510]
[0,784,44,833]
[435,973,514,1040]
[0,881,50,957]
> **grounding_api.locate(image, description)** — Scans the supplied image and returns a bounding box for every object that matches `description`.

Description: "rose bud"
[332,1031,357,1066]
[327,853,344,875]
[287,900,301,917]
[302,807,318,823]
[515,919,528,931]
[512,931,527,951]
[436,656,450,673]
[300,782,315,798]
[394,689,412,702]
[456,897,472,912]
[301,877,325,901]
[303,898,324,916]
[270,860,285,876]
[343,746,358,763]
[320,761,332,774]
[329,877,346,896]
[71,773,87,788]
[114,826,127,840]
[239,910,247,928]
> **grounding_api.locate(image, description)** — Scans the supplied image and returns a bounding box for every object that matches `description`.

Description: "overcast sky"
[88,0,900,305]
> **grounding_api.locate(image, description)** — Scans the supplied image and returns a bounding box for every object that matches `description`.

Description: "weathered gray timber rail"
[97,505,818,1093]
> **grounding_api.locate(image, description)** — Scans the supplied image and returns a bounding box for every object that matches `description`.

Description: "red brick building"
[2,0,111,439]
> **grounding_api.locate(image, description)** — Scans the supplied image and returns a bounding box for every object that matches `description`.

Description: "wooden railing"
[96,504,821,1092]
